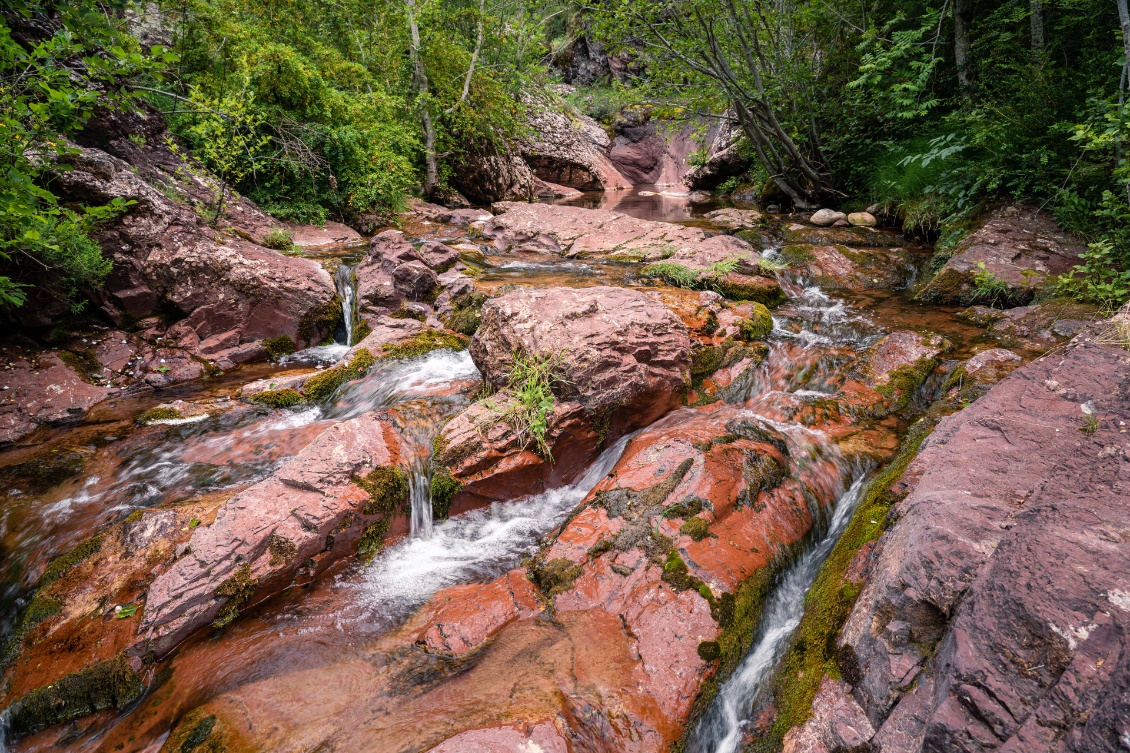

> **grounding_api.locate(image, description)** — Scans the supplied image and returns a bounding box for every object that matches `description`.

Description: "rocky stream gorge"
[0,118,1127,753]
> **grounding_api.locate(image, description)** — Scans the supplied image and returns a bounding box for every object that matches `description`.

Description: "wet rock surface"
[786,331,1130,753]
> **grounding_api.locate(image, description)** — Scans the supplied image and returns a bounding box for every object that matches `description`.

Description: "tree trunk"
[954,0,974,95]
[1030,0,1044,54]
[406,0,438,195]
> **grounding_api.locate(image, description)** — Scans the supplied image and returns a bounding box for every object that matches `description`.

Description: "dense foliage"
[0,0,170,311]
[157,0,542,226]
[594,0,1130,304]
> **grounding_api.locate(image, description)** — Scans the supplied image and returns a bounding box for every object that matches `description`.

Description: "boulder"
[357,230,440,310]
[52,145,338,349]
[786,244,922,291]
[703,208,764,230]
[684,116,752,191]
[418,241,460,273]
[448,145,537,205]
[795,332,1130,753]
[810,209,847,226]
[519,98,631,192]
[847,211,877,227]
[916,205,1086,305]
[484,201,758,266]
[140,411,415,654]
[470,286,691,432]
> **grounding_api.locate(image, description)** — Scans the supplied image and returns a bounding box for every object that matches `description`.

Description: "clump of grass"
[380,329,468,360]
[966,262,1024,308]
[488,352,566,458]
[1079,413,1101,435]
[757,257,789,274]
[303,349,376,401]
[249,388,305,408]
[261,228,295,251]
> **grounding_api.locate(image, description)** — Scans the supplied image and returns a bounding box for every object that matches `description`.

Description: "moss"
[380,329,468,360]
[262,335,296,359]
[531,557,584,597]
[249,388,305,408]
[59,349,101,383]
[429,469,462,521]
[713,275,788,307]
[778,245,815,266]
[664,496,706,519]
[432,432,448,459]
[876,356,938,414]
[737,302,774,341]
[752,422,935,752]
[211,563,258,630]
[691,343,727,379]
[7,653,144,738]
[697,641,722,661]
[40,534,104,588]
[297,295,343,346]
[137,407,182,425]
[303,348,376,402]
[356,466,410,515]
[358,519,391,561]
[680,517,713,542]
[267,535,297,566]
[390,306,427,322]
[353,319,372,343]
[162,708,227,753]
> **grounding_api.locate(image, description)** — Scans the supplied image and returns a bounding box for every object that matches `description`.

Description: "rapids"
[0,189,1004,752]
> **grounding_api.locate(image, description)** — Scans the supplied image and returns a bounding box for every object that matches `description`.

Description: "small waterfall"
[689,475,869,753]
[408,458,433,539]
[334,263,357,346]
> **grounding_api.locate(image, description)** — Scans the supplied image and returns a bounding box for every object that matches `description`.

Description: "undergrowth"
[486,352,566,458]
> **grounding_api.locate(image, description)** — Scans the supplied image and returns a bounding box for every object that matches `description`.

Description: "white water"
[353,434,631,631]
[324,349,478,420]
[335,263,357,346]
[690,475,868,753]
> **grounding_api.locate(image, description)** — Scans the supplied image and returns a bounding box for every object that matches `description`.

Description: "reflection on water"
[553,184,732,223]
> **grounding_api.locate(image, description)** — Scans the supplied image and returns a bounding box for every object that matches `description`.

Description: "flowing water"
[690,477,868,753]
[0,192,1001,752]
[334,262,358,346]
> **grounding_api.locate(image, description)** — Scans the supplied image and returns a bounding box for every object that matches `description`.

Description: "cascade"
[334,263,357,346]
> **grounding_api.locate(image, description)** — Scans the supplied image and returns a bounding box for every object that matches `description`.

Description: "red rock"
[0,354,112,443]
[704,208,764,230]
[521,101,631,191]
[863,330,946,387]
[419,241,460,272]
[789,244,921,291]
[484,201,758,266]
[798,335,1130,753]
[470,286,691,436]
[917,205,1085,305]
[289,221,362,250]
[418,569,543,656]
[141,411,415,654]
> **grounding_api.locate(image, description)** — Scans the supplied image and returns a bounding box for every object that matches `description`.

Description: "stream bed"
[0,191,1025,753]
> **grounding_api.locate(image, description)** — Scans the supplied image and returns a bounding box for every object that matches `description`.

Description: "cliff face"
[783,315,1130,753]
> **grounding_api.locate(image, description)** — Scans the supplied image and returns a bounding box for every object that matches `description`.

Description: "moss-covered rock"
[429,469,462,521]
[262,335,297,358]
[211,563,258,630]
[248,388,305,408]
[712,273,787,307]
[356,466,410,515]
[380,329,468,360]
[303,349,376,402]
[737,302,774,341]
[6,653,144,738]
[137,407,182,424]
[530,557,584,597]
[443,291,488,336]
[680,516,713,542]
[297,294,343,346]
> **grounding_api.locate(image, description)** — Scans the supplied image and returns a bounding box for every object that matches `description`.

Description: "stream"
[0,187,1002,752]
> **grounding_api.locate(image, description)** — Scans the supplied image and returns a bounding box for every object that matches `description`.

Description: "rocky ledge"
[781,316,1130,753]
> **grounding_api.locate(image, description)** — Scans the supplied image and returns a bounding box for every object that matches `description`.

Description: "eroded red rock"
[418,569,543,656]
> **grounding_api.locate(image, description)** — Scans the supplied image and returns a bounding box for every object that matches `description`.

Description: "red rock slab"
[289,221,362,250]
[0,354,112,444]
[140,411,415,655]
[863,330,946,387]
[427,720,569,753]
[419,569,544,656]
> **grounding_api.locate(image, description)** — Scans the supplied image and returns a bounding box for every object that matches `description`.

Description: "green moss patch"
[7,653,144,738]
[358,518,391,561]
[750,422,934,752]
[262,335,297,358]
[380,329,468,360]
[211,563,258,630]
[59,349,101,383]
[390,306,427,322]
[876,356,938,414]
[356,466,410,515]
[297,295,343,346]
[429,469,462,521]
[738,302,774,341]
[303,348,376,402]
[138,407,182,424]
[443,291,488,336]
[40,534,104,588]
[162,708,226,753]
[680,517,713,541]
[249,388,305,408]
[531,557,584,597]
